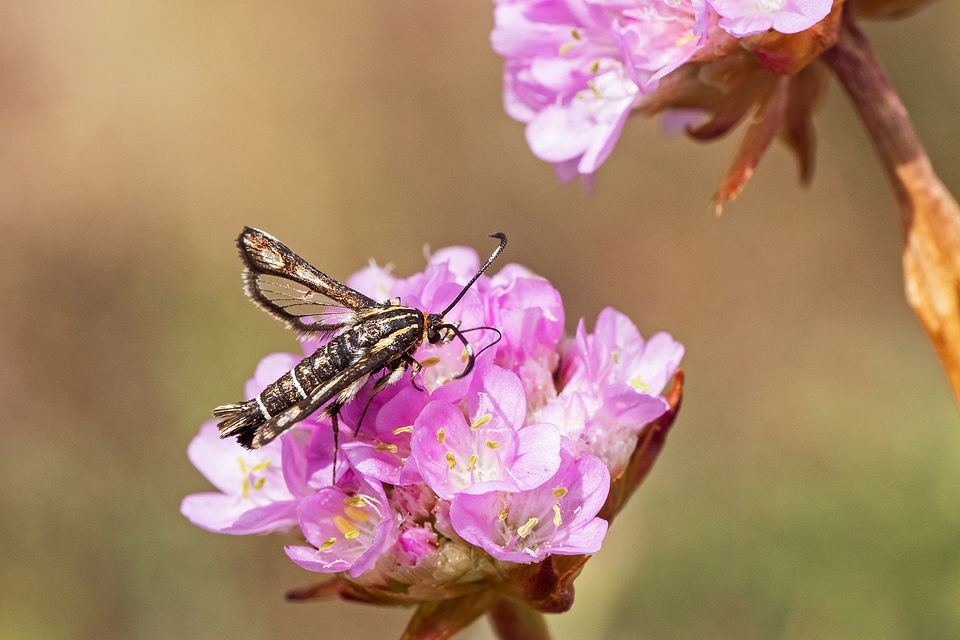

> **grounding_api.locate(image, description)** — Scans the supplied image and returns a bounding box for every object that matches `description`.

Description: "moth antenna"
[440,233,507,318]
[459,325,503,360]
[442,324,476,380]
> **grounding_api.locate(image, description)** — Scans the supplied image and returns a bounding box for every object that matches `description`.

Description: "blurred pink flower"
[493,0,712,177]
[710,0,832,36]
[491,0,836,183]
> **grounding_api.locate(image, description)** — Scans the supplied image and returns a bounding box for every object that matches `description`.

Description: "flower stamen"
[471,414,493,430]
[517,517,539,538]
[319,537,336,551]
[334,516,360,540]
[344,506,369,522]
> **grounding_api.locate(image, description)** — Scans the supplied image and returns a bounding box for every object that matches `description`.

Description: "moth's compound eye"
[427,327,442,344]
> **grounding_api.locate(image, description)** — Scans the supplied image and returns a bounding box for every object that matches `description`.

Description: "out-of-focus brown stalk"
[823,13,960,405]
[488,598,551,640]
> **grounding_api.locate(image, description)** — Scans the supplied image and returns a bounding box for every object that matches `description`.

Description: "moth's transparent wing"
[244,272,360,338]
[237,227,379,337]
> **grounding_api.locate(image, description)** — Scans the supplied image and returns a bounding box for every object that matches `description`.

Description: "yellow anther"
[253,477,266,491]
[344,506,370,522]
[392,425,414,435]
[628,376,650,392]
[334,516,359,539]
[420,356,441,368]
[517,517,538,538]
[553,504,563,526]
[571,28,582,40]
[611,350,620,365]
[319,537,336,551]
[552,486,568,499]
[559,42,576,56]
[485,440,500,450]
[471,414,493,430]
[589,60,600,74]
[376,443,399,453]
[344,496,366,507]
[587,80,602,99]
[241,478,250,500]
[436,429,445,444]
[237,456,248,475]
[467,454,478,471]
[498,508,509,522]
[675,31,696,47]
[250,460,271,472]
[445,452,457,469]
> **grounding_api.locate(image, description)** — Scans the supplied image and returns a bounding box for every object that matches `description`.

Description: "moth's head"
[426,314,458,344]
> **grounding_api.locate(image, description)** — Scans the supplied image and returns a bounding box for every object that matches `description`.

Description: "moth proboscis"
[212,227,507,465]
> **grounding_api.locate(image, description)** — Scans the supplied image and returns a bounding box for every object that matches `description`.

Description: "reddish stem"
[823,12,960,404]
[488,598,552,640]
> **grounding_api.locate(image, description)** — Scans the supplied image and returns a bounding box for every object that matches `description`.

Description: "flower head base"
[183,243,684,637]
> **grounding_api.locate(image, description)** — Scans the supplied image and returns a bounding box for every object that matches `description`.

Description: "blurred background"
[2,2,959,639]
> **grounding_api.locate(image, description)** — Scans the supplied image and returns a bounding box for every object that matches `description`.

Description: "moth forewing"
[237,226,376,337]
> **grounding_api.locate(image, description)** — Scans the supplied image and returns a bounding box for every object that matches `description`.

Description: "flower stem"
[488,598,552,640]
[823,12,960,405]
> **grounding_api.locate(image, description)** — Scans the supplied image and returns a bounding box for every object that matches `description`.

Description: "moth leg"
[328,403,343,484]
[403,355,425,392]
[354,361,408,437]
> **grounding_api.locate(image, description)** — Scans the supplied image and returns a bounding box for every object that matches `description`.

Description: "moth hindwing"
[213,229,508,456]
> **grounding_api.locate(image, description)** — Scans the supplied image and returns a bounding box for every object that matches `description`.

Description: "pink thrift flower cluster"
[492,0,833,178]
[182,246,683,589]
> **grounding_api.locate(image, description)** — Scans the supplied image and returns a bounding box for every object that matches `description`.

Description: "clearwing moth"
[212,227,507,459]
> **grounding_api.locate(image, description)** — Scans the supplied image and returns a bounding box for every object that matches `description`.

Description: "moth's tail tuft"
[213,401,262,448]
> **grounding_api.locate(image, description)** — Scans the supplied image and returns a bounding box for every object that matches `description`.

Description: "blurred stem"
[823,12,960,405]
[488,598,551,640]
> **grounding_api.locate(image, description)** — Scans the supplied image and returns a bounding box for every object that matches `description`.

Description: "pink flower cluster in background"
[493,0,833,178]
[182,246,682,585]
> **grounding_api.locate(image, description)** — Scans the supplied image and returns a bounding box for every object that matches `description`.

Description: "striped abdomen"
[215,306,426,447]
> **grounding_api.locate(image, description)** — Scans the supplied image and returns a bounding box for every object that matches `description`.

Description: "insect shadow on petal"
[212,227,507,476]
